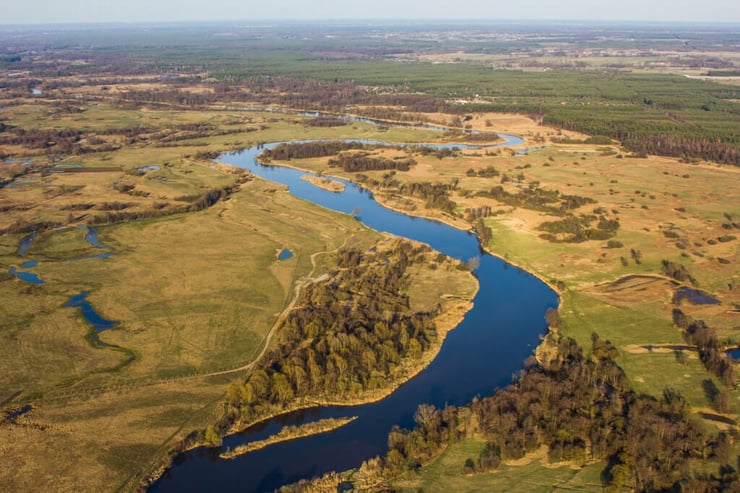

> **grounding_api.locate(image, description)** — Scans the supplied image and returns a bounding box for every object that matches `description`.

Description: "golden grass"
[0,103,484,492]
[1,98,737,491]
[301,175,346,192]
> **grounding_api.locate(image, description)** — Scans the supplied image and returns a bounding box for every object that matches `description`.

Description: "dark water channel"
[152,134,557,492]
[17,231,37,257]
[64,291,118,346]
[85,226,109,249]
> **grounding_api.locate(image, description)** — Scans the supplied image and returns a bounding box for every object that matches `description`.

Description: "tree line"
[261,142,369,161]
[673,309,735,387]
[328,152,416,173]
[477,184,596,217]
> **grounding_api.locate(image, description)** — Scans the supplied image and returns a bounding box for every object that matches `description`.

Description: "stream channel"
[152,130,558,492]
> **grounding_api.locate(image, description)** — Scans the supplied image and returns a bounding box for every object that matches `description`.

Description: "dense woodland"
[220,240,451,428]
[328,153,417,173]
[261,142,371,161]
[285,335,738,493]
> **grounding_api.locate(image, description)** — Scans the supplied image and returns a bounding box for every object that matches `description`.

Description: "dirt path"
[205,239,346,378]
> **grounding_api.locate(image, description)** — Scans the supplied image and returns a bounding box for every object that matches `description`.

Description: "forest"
[285,335,737,493]
[220,240,453,429]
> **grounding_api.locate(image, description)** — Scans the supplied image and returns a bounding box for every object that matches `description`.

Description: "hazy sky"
[3,0,739,24]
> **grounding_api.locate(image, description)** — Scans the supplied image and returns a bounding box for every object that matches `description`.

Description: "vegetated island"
[220,416,358,459]
[301,174,346,192]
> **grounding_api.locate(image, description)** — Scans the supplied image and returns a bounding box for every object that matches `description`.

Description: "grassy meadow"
[0,104,471,491]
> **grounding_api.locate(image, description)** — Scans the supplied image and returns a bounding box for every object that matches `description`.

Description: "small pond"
[9,266,44,285]
[673,287,720,305]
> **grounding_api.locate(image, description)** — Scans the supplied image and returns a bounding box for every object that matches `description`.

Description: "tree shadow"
[702,378,720,403]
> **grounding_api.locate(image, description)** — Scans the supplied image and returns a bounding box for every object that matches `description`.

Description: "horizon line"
[2,18,740,27]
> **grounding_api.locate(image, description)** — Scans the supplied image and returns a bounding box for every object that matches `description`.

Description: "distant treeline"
[12,39,739,165]
[261,142,369,161]
[0,119,255,157]
[328,152,416,173]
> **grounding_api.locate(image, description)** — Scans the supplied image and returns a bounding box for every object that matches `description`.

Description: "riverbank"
[150,134,562,493]
[261,156,563,300]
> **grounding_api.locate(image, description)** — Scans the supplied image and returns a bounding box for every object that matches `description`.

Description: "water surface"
[18,231,37,257]
[9,266,44,285]
[152,136,557,492]
[673,287,720,305]
[85,227,109,249]
[65,292,117,332]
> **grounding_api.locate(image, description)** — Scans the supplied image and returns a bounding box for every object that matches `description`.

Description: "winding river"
[151,134,557,492]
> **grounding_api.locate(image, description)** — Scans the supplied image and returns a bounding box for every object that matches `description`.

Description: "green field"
[395,439,605,493]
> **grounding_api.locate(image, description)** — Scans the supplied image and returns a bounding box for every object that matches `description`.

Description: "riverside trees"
[369,336,730,492]
[223,240,455,427]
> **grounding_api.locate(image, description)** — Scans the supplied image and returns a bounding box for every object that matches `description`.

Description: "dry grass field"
[0,104,478,491]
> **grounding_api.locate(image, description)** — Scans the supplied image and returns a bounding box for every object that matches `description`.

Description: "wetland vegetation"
[0,20,738,493]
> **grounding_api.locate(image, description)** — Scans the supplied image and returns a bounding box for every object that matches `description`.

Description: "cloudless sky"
[2,0,739,24]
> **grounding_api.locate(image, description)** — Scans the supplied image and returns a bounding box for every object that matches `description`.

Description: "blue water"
[673,287,720,305]
[137,165,161,174]
[9,266,44,285]
[85,227,109,249]
[64,292,117,332]
[278,249,293,260]
[152,135,557,493]
[21,260,38,268]
[727,348,740,360]
[4,405,32,422]
[18,231,37,257]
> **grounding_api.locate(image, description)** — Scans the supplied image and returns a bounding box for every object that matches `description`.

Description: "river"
[151,135,557,492]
